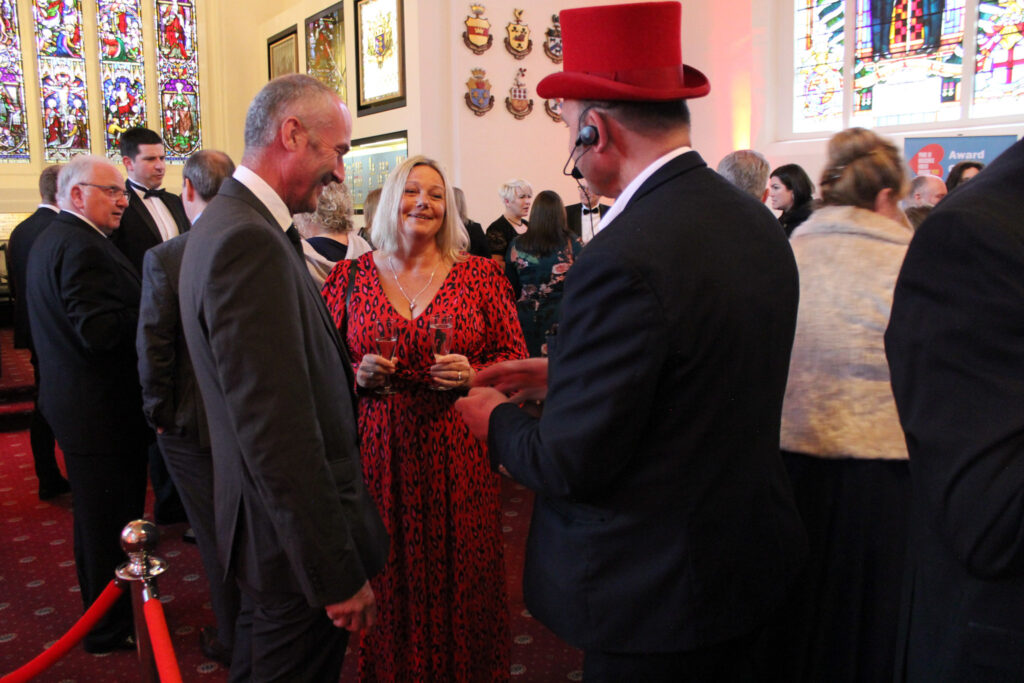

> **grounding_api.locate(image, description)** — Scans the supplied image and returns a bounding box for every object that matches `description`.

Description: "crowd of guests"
[5,2,1021,682]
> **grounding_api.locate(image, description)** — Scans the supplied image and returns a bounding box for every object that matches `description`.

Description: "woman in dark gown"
[322,155,526,682]
[769,163,815,236]
[505,190,581,357]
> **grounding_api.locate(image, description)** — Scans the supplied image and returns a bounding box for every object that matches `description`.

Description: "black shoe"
[200,626,232,665]
[182,528,197,544]
[84,633,136,654]
[39,478,71,500]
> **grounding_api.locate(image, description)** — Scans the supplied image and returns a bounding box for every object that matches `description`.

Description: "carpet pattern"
[0,330,583,682]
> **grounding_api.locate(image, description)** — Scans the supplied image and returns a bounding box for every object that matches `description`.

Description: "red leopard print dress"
[323,252,527,682]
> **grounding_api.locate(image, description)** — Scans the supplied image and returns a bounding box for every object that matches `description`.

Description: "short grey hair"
[717,150,770,201]
[373,155,468,261]
[56,155,117,208]
[183,150,234,201]
[498,179,532,204]
[244,74,338,151]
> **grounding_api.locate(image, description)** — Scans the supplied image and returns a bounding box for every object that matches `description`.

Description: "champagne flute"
[429,314,454,391]
[374,319,398,395]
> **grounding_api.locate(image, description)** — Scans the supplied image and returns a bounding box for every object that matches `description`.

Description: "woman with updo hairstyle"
[945,160,984,192]
[768,163,815,236]
[769,127,913,682]
[321,155,526,682]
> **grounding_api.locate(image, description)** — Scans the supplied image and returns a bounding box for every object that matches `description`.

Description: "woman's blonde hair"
[819,127,907,210]
[371,155,469,261]
[293,181,354,237]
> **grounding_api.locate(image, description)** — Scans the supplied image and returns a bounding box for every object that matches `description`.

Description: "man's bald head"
[907,175,947,208]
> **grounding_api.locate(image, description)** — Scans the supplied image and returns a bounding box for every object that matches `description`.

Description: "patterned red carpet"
[0,329,582,682]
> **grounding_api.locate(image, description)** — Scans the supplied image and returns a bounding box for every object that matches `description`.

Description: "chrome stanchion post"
[116,520,168,683]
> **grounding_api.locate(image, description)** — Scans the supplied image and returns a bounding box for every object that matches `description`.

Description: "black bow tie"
[582,207,599,215]
[143,187,166,199]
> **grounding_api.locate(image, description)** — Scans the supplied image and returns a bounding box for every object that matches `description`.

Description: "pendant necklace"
[388,255,439,317]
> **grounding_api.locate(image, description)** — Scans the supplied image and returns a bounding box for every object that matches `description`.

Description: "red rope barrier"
[1,580,124,683]
[143,598,183,683]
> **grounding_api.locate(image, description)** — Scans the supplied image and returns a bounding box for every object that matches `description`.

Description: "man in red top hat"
[458,2,806,680]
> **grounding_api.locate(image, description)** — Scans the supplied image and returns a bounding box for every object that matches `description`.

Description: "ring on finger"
[457,371,463,382]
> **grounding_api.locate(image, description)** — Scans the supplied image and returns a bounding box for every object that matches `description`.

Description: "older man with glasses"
[26,154,150,654]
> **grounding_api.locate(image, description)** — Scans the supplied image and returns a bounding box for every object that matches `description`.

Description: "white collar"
[233,165,292,232]
[596,146,692,235]
[64,209,109,238]
[39,203,59,212]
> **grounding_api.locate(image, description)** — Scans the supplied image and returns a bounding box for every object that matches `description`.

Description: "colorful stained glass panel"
[155,0,200,162]
[793,0,846,133]
[973,0,1024,117]
[850,0,966,127]
[98,0,146,159]
[306,3,346,99]
[34,0,90,161]
[0,0,30,162]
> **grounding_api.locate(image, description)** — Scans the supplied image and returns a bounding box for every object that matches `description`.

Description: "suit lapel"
[125,181,162,242]
[60,211,141,283]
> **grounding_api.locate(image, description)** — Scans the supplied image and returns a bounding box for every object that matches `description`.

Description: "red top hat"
[537,2,710,102]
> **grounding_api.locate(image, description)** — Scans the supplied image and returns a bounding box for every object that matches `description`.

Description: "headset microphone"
[562,125,600,179]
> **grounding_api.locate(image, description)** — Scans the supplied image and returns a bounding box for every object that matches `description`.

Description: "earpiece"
[576,125,599,147]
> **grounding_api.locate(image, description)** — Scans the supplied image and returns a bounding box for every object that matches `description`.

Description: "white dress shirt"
[128,179,180,242]
[233,165,291,232]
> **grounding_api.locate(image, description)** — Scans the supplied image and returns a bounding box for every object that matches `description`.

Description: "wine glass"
[429,314,454,391]
[374,319,398,395]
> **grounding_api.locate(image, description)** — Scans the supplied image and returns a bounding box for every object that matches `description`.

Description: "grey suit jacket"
[137,232,209,448]
[179,177,388,605]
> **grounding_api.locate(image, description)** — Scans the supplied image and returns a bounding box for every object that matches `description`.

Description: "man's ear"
[122,155,134,173]
[182,177,195,202]
[280,116,303,151]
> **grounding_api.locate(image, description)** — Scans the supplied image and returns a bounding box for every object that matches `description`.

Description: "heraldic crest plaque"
[465,67,494,116]
[505,67,533,119]
[504,8,532,59]
[463,4,492,54]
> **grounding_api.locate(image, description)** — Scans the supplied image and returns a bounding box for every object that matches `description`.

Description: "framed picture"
[267,25,299,80]
[305,3,346,99]
[343,131,408,210]
[354,0,406,116]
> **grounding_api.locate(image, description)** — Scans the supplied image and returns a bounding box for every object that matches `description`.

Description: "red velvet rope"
[1,580,124,683]
[143,598,183,683]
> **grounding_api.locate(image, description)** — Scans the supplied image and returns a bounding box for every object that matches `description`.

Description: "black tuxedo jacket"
[111,181,189,273]
[25,211,149,453]
[137,232,209,448]
[6,206,58,349]
[885,139,1024,682]
[565,201,610,241]
[488,151,806,653]
[179,177,388,606]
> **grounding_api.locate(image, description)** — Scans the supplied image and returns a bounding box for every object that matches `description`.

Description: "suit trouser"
[148,439,186,524]
[230,583,347,683]
[63,449,147,650]
[583,631,756,683]
[28,354,62,488]
[157,432,240,650]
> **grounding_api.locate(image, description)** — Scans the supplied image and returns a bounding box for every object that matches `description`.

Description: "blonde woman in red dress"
[322,155,526,682]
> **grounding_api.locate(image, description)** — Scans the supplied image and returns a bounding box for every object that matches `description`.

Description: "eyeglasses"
[78,183,130,199]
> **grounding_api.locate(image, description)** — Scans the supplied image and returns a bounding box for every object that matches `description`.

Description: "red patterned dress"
[322,252,527,682]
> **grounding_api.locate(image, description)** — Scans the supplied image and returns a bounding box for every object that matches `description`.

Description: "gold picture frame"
[354,0,406,116]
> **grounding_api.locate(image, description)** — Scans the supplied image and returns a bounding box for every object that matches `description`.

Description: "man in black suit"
[137,149,238,668]
[564,176,609,244]
[179,75,388,681]
[26,155,149,653]
[5,165,68,500]
[458,3,805,680]
[112,126,190,526]
[885,140,1024,682]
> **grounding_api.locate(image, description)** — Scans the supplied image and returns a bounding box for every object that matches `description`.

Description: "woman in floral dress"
[322,155,526,682]
[505,190,582,357]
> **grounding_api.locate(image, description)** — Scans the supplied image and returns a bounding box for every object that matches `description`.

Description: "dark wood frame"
[354,0,406,116]
[305,2,346,99]
[267,25,299,80]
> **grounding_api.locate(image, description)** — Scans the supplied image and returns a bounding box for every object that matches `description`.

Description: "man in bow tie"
[564,177,610,244]
[112,126,191,528]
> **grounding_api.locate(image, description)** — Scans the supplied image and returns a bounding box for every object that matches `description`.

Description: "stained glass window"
[97,0,146,159]
[154,0,200,163]
[34,0,90,162]
[794,0,846,132]
[974,0,1024,117]
[851,0,966,127]
[0,0,30,162]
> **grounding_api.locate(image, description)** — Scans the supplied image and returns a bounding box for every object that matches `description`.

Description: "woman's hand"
[430,353,474,390]
[357,354,398,389]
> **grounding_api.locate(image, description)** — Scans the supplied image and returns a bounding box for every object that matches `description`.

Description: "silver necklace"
[387,255,439,316]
